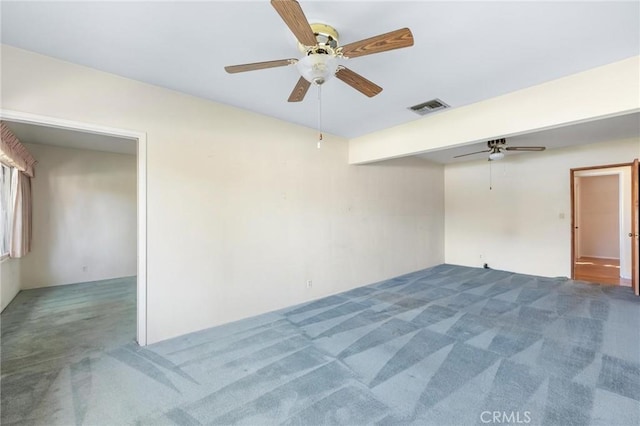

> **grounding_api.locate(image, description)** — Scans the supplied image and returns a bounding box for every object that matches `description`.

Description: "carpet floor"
[1,265,639,425]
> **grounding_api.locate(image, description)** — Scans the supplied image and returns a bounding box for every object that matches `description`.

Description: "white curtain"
[0,122,35,258]
[9,169,32,258]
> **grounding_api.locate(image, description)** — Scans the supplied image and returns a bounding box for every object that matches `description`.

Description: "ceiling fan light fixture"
[225,2,414,102]
[297,53,338,85]
[489,151,505,161]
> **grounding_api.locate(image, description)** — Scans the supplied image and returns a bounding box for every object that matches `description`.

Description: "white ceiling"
[1,1,638,139]
[3,121,137,155]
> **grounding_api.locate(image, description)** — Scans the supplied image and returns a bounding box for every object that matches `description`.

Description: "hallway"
[575,256,631,286]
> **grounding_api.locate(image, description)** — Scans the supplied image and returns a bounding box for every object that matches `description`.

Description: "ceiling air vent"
[408,99,449,116]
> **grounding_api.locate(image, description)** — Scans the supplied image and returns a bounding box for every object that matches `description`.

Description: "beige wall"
[1,45,445,343]
[19,143,137,288]
[0,257,21,311]
[577,175,619,259]
[444,138,639,278]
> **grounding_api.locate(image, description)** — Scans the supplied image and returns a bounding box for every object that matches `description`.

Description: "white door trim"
[0,109,148,345]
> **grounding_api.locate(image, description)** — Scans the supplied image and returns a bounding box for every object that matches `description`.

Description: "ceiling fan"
[224,0,414,102]
[454,138,546,161]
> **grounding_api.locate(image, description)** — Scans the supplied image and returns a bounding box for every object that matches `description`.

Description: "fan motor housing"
[298,23,340,53]
[487,138,506,149]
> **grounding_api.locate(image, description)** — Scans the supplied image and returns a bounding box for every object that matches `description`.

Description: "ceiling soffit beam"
[348,56,640,164]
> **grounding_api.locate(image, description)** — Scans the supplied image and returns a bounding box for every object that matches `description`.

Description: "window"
[1,163,12,257]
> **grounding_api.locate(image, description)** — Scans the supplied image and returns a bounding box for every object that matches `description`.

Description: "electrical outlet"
[306,280,313,288]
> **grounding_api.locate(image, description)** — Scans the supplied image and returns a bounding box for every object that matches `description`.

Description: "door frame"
[632,159,639,295]
[570,161,638,294]
[0,109,148,344]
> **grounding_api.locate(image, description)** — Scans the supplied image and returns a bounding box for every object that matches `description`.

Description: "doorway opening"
[0,109,148,345]
[571,161,639,295]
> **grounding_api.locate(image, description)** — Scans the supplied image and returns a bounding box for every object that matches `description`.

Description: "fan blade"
[224,58,298,74]
[271,0,317,47]
[453,149,491,158]
[335,67,382,97]
[340,28,414,59]
[225,59,296,74]
[288,77,311,102]
[505,146,546,151]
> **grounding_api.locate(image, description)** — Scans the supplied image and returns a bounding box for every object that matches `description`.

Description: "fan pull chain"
[317,84,323,149]
[489,160,493,190]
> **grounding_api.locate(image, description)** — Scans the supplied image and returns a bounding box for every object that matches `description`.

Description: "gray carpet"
[1,265,639,425]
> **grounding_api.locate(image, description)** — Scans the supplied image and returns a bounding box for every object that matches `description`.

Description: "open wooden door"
[632,158,639,295]
[570,172,576,279]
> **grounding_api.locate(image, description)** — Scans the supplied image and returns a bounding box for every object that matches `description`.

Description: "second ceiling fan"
[454,138,546,161]
[224,0,414,102]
